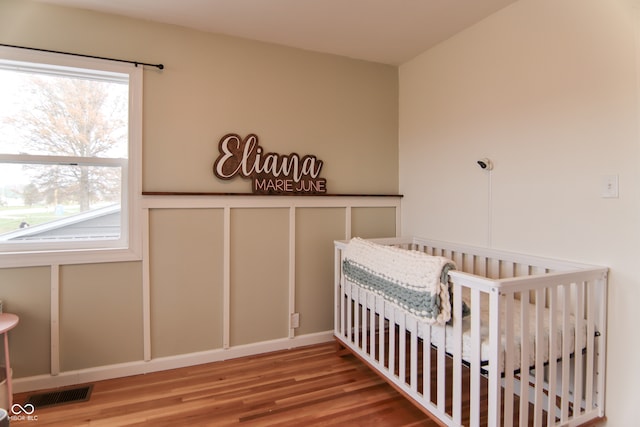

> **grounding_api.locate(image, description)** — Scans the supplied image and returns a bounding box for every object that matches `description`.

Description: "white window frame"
[0,46,142,267]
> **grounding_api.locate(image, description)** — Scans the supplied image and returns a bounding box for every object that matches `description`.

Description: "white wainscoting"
[14,194,401,393]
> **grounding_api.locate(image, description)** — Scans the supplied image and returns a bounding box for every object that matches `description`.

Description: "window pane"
[0,47,140,262]
[0,164,121,241]
[0,67,128,158]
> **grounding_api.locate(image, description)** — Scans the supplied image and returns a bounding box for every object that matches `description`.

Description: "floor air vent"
[26,385,93,408]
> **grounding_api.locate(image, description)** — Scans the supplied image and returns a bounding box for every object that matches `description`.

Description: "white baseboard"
[14,331,334,393]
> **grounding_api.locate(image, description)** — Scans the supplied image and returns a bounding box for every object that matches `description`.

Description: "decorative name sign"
[213,133,327,195]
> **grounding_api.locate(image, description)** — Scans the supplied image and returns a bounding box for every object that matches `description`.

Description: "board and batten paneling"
[6,195,399,394]
[0,266,50,378]
[149,208,225,358]
[59,262,143,371]
[230,208,290,346]
[295,207,346,335]
[351,207,397,238]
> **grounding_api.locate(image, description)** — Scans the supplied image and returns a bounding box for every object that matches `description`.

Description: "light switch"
[601,174,619,198]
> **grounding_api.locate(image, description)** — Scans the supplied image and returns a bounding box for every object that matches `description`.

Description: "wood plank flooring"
[11,342,438,426]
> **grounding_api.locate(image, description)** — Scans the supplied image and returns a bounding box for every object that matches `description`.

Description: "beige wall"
[0,0,399,382]
[59,262,143,371]
[149,209,225,357]
[0,267,50,377]
[230,208,290,346]
[0,0,398,195]
[399,1,640,425]
[295,208,346,335]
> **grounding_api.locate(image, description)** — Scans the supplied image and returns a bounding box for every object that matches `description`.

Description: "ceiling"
[35,0,517,65]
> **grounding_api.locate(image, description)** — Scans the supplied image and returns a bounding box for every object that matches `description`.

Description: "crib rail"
[334,237,608,427]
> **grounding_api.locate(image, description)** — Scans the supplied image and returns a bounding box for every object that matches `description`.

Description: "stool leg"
[3,333,11,408]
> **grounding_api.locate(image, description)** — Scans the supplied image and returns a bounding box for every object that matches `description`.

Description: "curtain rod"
[0,43,164,70]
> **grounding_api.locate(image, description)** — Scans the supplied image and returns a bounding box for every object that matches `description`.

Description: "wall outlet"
[601,174,619,198]
[290,312,300,329]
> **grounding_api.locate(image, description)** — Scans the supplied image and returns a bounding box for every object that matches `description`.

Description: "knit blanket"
[342,238,456,325]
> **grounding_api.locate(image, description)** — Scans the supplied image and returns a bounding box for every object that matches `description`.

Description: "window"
[0,46,142,266]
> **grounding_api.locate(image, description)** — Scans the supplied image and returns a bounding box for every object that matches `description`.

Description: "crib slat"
[503,293,515,427]
[585,281,596,411]
[560,285,571,422]
[423,322,431,403]
[362,290,367,348]
[346,283,353,343]
[518,291,530,426]
[488,288,502,427]
[547,285,558,427]
[452,251,463,270]
[595,275,607,416]
[470,288,481,427]
[462,253,473,274]
[573,281,585,417]
[436,325,446,414]
[354,286,360,348]
[474,255,487,277]
[369,294,376,363]
[533,288,545,427]
[340,280,347,339]
[452,282,463,426]
[336,247,343,338]
[500,260,516,279]
[389,305,396,376]
[489,258,500,279]
[410,318,418,393]
[339,284,345,338]
[378,295,385,369]
[399,313,406,383]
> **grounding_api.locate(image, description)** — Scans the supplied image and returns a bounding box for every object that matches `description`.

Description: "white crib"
[334,237,608,427]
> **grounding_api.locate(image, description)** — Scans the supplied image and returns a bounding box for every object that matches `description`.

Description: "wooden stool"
[0,313,19,409]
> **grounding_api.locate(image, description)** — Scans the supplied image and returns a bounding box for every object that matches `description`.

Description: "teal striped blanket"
[342,238,456,325]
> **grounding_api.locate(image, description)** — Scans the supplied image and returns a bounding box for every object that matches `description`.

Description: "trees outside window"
[0,46,142,265]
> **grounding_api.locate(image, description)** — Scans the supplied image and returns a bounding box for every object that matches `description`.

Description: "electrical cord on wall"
[477,158,493,247]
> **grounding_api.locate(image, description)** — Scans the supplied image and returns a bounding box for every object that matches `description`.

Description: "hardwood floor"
[12,342,438,426]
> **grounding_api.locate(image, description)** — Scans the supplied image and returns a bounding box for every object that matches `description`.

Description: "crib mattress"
[422,296,587,374]
[346,281,586,374]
